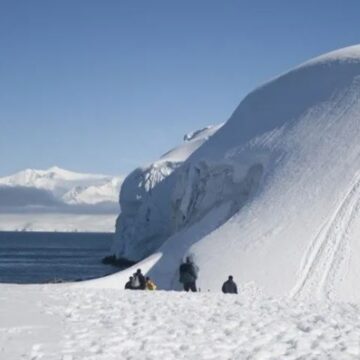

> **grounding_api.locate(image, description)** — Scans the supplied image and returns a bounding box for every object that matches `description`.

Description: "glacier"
[111,45,360,301]
[112,124,223,260]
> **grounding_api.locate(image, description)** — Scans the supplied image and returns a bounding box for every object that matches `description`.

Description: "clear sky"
[1,0,360,177]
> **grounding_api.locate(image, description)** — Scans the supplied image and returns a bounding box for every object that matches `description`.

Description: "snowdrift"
[110,45,360,301]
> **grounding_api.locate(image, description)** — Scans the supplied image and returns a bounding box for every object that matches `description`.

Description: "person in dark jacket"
[179,256,199,292]
[125,276,134,290]
[222,275,238,294]
[133,269,146,290]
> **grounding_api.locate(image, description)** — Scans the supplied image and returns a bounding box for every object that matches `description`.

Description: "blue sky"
[1,0,360,176]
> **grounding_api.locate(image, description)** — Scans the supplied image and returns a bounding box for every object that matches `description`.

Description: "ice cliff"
[112,124,223,260]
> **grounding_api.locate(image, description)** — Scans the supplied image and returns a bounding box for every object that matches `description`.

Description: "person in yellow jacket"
[145,276,157,290]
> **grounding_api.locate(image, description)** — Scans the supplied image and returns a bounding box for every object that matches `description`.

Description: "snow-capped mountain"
[0,167,124,232]
[0,166,123,207]
[62,177,123,205]
[110,45,360,301]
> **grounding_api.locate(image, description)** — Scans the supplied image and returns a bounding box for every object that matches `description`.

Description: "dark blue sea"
[0,231,119,284]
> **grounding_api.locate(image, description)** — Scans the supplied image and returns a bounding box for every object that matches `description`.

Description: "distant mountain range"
[0,166,123,212]
[0,167,124,232]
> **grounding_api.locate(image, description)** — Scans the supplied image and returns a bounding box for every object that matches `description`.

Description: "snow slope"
[111,45,360,301]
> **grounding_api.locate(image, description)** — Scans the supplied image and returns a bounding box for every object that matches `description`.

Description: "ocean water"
[0,231,119,284]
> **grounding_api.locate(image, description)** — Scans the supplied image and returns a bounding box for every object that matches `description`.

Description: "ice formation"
[112,45,360,301]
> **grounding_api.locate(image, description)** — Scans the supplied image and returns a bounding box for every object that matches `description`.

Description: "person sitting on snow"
[145,276,157,290]
[179,256,199,292]
[132,269,146,290]
[221,275,238,294]
[125,276,134,290]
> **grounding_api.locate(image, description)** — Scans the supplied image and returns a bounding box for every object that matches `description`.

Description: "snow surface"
[0,167,123,232]
[1,285,360,359]
[111,44,360,301]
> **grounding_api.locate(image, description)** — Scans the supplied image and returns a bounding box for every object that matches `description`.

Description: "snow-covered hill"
[0,167,123,232]
[111,45,360,301]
